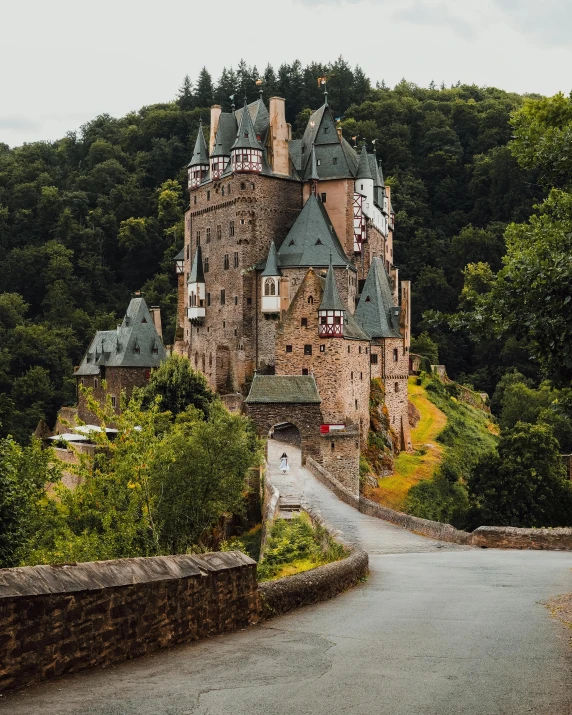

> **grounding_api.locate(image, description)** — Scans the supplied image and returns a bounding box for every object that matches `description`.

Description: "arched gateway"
[245,374,323,464]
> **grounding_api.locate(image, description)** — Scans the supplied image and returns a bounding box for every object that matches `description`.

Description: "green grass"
[257,513,347,582]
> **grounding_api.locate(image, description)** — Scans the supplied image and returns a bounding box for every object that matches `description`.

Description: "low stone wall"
[471,526,572,550]
[359,497,471,544]
[0,552,258,693]
[259,547,369,618]
[306,457,359,506]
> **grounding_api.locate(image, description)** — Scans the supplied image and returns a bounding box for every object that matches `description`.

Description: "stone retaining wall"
[0,552,258,693]
[358,496,470,544]
[258,547,369,618]
[306,456,360,505]
[471,526,572,550]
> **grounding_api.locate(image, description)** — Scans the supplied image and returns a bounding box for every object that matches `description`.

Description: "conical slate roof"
[276,194,352,269]
[262,241,281,277]
[356,145,373,180]
[188,245,205,284]
[188,124,209,167]
[232,101,262,151]
[354,258,401,338]
[319,261,345,312]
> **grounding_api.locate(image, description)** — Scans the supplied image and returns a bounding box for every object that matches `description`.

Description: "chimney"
[269,97,289,175]
[209,105,222,153]
[337,125,342,140]
[390,266,399,306]
[150,306,163,339]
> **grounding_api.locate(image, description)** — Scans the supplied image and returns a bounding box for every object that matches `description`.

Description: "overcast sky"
[2,0,571,147]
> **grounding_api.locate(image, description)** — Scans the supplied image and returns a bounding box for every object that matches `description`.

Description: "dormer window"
[244,131,249,138]
[324,127,329,134]
[134,344,140,354]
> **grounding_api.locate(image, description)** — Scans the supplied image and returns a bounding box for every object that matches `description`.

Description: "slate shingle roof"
[262,241,281,277]
[211,113,237,157]
[75,298,166,376]
[188,124,209,167]
[275,195,353,270]
[232,101,263,151]
[354,258,402,339]
[245,374,321,404]
[319,262,345,311]
[356,146,373,180]
[188,244,205,284]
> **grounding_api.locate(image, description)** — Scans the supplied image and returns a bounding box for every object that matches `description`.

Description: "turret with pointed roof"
[356,145,373,180]
[318,260,345,337]
[188,123,210,189]
[187,245,206,324]
[354,258,402,339]
[262,240,281,277]
[231,101,263,174]
[261,241,281,314]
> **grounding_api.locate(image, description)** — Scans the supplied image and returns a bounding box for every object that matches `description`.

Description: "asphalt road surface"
[3,443,572,715]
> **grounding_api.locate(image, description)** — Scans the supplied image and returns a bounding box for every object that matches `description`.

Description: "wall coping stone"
[0,552,255,599]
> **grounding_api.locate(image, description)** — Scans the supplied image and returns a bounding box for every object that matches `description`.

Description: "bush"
[411,332,439,365]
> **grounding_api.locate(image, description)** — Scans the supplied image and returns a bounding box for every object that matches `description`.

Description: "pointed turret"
[354,258,401,339]
[188,123,210,190]
[261,241,281,314]
[187,245,206,324]
[318,260,345,337]
[231,102,263,174]
[356,145,373,180]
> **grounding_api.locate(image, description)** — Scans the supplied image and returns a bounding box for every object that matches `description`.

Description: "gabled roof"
[276,195,353,270]
[319,262,345,312]
[188,245,205,284]
[211,113,237,157]
[354,258,401,339]
[356,146,373,180]
[174,248,184,261]
[299,102,358,180]
[75,297,166,376]
[232,101,263,151]
[245,374,321,404]
[262,241,281,277]
[188,124,209,167]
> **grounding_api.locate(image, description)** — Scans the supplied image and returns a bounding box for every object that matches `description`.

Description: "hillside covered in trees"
[0,57,555,443]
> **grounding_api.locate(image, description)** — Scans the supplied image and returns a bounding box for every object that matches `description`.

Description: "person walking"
[280,452,289,473]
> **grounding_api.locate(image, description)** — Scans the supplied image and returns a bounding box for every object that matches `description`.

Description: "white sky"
[1,0,571,147]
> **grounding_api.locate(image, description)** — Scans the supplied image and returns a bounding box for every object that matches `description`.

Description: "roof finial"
[256,78,263,100]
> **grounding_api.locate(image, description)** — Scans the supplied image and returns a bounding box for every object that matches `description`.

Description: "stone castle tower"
[174,91,412,493]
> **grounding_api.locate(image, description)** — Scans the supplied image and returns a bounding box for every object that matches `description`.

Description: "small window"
[247,297,252,306]
[222,187,225,197]
[393,348,399,362]
[234,251,239,268]
[209,353,213,367]
[206,227,211,243]
[365,296,371,302]
[317,159,321,166]
[347,346,351,354]
[304,344,312,356]
[207,190,210,201]
[234,328,237,337]
[220,289,226,305]
[204,257,209,273]
[230,221,235,237]
[133,344,140,355]
[360,372,363,380]
[359,346,362,354]
[234,296,238,305]
[355,399,358,410]
[301,317,308,327]
[333,157,338,165]
[240,219,245,225]
[224,254,229,270]
[302,368,309,376]
[186,245,189,259]
[321,192,327,203]
[240,182,246,190]
[194,195,197,205]
[111,395,116,409]
[331,440,335,451]
[371,353,378,365]
[94,378,99,389]
[324,126,329,134]
[196,230,201,245]
[286,345,293,353]
[80,378,84,386]
[216,224,221,240]
[395,382,399,393]
[320,344,325,353]
[307,296,314,304]
[207,293,211,306]
[152,345,158,355]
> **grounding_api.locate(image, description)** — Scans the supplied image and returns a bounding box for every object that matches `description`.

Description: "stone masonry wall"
[0,552,258,693]
[76,367,151,425]
[319,429,360,494]
[470,526,572,550]
[181,174,301,392]
[275,270,370,439]
[371,337,411,451]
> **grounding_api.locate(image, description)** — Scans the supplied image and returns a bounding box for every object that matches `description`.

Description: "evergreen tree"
[194,67,214,108]
[177,75,194,110]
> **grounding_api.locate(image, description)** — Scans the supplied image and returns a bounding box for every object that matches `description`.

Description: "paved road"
[3,445,572,715]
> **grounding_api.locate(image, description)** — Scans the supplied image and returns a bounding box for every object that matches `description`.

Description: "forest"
[0,56,571,454]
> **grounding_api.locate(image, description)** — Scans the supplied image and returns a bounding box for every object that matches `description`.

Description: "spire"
[232,101,262,151]
[319,259,345,312]
[188,122,209,167]
[262,241,281,277]
[188,244,205,284]
[356,145,373,180]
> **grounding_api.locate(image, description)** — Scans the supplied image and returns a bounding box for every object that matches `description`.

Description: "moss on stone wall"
[360,378,396,485]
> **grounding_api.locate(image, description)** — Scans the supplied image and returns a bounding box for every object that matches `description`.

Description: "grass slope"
[367,376,498,514]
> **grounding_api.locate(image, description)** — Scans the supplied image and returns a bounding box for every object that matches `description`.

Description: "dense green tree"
[410,332,439,364]
[177,75,194,110]
[194,67,214,108]
[468,422,572,528]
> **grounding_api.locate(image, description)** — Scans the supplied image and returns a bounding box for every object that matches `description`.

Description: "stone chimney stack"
[269,97,289,175]
[150,307,163,340]
[209,105,222,153]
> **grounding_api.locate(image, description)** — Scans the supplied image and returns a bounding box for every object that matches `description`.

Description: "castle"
[173,90,412,494]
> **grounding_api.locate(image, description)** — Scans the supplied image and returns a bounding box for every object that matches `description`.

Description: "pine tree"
[194,67,214,109]
[215,67,237,111]
[177,75,194,110]
[262,64,278,98]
